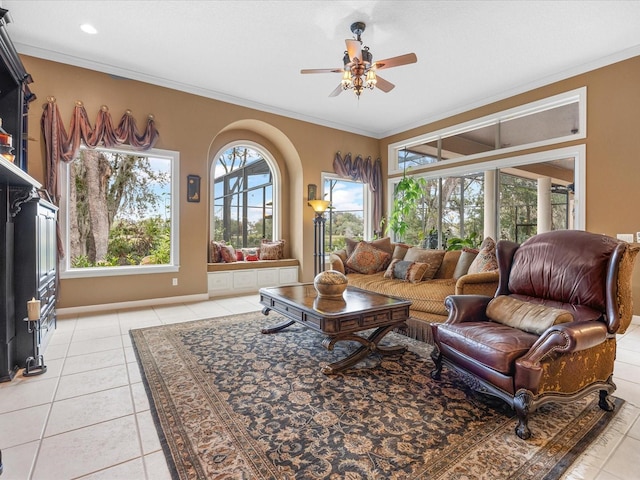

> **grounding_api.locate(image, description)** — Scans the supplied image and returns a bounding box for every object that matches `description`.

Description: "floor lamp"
[308,200,331,277]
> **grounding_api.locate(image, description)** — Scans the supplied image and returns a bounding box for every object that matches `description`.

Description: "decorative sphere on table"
[313,270,348,298]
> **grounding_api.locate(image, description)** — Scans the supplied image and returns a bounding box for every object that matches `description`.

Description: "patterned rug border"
[130,312,625,480]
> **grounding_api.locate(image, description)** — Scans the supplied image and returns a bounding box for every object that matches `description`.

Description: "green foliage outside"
[69,150,171,268]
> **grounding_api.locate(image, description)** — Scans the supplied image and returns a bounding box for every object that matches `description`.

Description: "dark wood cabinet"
[13,192,57,366]
[0,7,51,382]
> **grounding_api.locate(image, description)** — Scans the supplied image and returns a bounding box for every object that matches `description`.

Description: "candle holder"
[23,316,47,377]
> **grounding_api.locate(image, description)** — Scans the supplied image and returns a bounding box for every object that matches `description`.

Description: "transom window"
[211,145,276,248]
[390,88,586,174]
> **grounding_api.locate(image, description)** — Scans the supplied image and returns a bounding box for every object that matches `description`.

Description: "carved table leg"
[321,323,406,375]
[260,307,296,334]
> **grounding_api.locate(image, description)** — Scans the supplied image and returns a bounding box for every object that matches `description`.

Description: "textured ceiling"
[4,0,640,138]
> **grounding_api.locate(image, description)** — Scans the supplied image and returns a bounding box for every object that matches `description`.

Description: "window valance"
[40,97,159,206]
[333,152,383,236]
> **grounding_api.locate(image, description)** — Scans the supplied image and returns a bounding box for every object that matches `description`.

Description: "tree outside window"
[323,177,367,252]
[65,147,176,271]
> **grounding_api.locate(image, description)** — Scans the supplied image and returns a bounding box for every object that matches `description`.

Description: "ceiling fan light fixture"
[365,69,377,87]
[341,70,352,87]
[300,21,417,99]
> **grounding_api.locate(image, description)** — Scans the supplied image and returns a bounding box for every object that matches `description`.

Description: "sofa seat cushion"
[436,321,539,375]
[346,272,456,316]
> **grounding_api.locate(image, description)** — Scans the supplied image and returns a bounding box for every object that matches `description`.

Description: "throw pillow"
[209,240,224,263]
[487,295,573,335]
[241,247,259,261]
[467,237,498,274]
[345,241,391,275]
[384,259,430,283]
[403,248,446,280]
[220,244,237,263]
[345,237,393,257]
[453,247,479,279]
[260,239,285,260]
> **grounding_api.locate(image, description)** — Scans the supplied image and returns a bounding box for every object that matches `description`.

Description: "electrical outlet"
[172,278,178,286]
[637,232,640,243]
[617,234,634,243]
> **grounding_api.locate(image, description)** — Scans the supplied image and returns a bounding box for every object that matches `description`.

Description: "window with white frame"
[387,146,584,248]
[322,173,371,251]
[60,146,180,278]
[390,88,586,175]
[211,144,279,248]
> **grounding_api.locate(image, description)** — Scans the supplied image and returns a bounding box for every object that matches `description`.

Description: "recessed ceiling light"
[80,24,98,35]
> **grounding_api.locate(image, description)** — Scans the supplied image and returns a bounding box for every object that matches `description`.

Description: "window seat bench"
[207,259,299,297]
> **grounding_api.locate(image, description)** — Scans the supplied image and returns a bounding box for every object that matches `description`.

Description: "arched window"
[210,143,279,248]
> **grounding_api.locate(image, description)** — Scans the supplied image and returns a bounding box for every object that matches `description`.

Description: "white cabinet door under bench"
[207,259,299,297]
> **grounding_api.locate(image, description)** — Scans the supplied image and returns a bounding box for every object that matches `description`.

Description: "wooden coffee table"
[259,284,411,374]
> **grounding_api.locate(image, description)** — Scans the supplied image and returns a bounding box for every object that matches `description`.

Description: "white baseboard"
[56,293,210,318]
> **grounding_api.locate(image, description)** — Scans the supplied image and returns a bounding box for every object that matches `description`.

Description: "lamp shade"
[308,199,330,213]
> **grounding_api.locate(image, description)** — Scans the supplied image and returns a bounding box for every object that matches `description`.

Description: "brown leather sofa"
[431,230,638,439]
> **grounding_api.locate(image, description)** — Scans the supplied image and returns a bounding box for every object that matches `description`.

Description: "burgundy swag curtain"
[40,97,159,256]
[333,152,383,236]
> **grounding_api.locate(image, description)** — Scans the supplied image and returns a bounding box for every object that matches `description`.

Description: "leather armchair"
[431,230,638,439]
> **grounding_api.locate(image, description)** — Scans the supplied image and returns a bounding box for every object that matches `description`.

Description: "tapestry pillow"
[345,237,394,257]
[209,240,225,263]
[467,237,498,274]
[453,247,479,280]
[345,241,391,275]
[486,295,574,335]
[403,248,446,280]
[241,247,260,261]
[220,244,237,263]
[383,259,429,283]
[260,239,285,260]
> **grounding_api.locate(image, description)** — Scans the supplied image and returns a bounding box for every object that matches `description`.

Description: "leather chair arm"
[444,295,493,324]
[518,320,609,366]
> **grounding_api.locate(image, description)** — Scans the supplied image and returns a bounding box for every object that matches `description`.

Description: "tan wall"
[22,54,640,314]
[22,56,379,309]
[380,55,640,314]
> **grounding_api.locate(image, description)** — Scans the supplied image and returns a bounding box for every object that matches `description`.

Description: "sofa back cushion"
[453,248,479,279]
[434,250,462,279]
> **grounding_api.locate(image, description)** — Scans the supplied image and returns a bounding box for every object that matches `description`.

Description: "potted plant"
[385,174,426,242]
[446,231,481,251]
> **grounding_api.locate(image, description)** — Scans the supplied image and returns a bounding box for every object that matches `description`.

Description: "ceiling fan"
[301,21,417,98]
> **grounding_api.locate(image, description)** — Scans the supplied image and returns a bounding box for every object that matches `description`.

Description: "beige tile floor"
[0,294,639,480]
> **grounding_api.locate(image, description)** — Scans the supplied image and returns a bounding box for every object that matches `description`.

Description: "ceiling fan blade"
[329,84,344,97]
[345,39,362,61]
[373,53,417,70]
[301,68,344,74]
[374,75,395,93]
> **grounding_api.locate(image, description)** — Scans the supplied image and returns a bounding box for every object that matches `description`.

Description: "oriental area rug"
[130,312,623,480]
